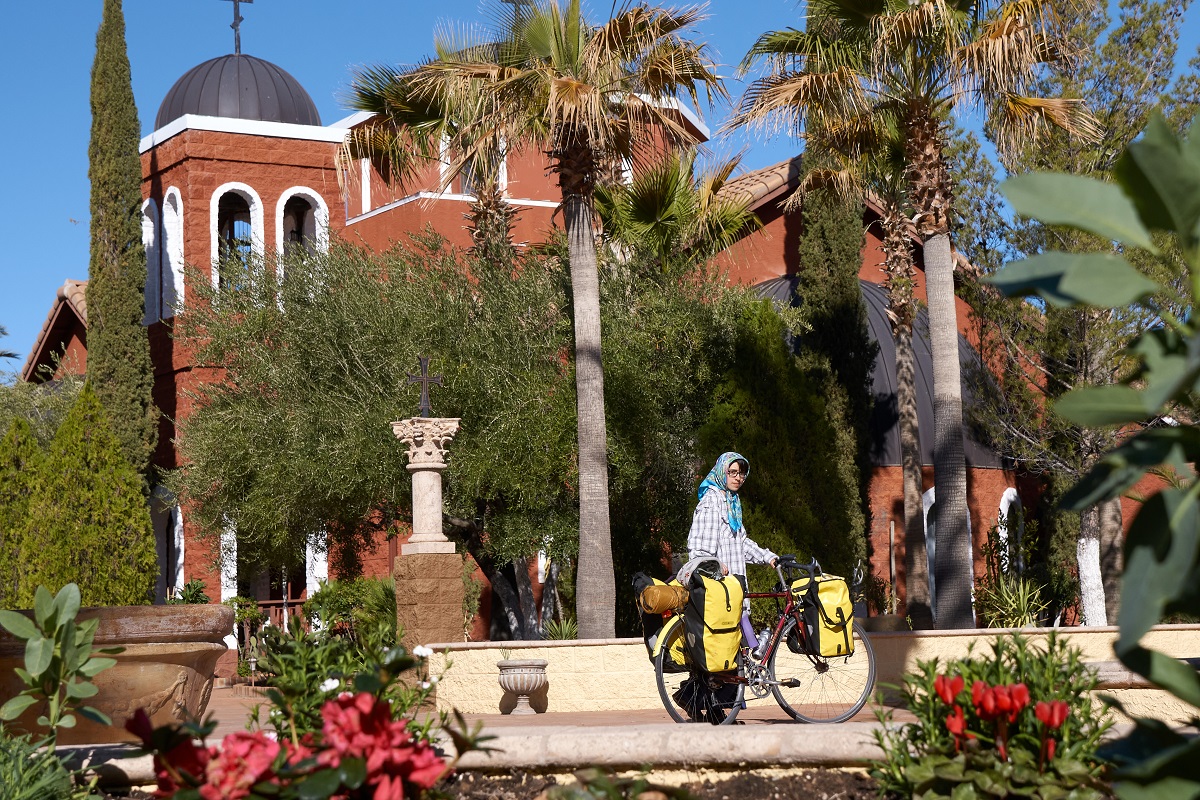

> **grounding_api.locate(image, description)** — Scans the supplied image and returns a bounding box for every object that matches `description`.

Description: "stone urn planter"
[496,658,548,715]
[0,604,233,745]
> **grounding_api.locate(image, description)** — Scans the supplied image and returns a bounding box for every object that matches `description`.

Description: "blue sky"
[0,0,1197,368]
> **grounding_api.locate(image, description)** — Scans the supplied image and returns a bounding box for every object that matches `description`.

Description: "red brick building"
[24,50,1024,629]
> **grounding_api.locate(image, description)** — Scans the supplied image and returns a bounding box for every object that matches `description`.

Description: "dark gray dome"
[155,54,321,129]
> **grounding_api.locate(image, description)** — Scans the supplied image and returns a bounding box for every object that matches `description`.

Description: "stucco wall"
[426,625,1200,720]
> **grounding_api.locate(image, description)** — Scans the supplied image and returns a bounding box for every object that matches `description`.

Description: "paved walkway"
[201,686,913,771]
[70,688,914,789]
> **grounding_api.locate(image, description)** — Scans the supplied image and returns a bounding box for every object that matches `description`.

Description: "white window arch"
[141,199,161,324]
[162,188,185,315]
[275,186,330,261]
[997,488,1024,575]
[210,182,265,289]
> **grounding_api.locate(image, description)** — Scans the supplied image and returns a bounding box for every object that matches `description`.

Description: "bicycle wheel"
[768,618,875,723]
[654,620,744,725]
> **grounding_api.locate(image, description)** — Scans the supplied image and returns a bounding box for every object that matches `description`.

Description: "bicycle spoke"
[768,619,875,723]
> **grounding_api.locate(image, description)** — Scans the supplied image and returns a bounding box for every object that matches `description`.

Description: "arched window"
[141,199,161,324]
[162,189,184,315]
[276,187,330,266]
[218,193,253,287]
[282,196,314,255]
[997,488,1024,575]
[210,183,264,290]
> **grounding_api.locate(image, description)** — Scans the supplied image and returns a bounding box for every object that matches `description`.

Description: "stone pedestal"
[390,416,465,645]
[394,553,466,648]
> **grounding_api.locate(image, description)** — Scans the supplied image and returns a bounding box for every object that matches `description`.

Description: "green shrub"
[166,579,211,605]
[872,632,1111,798]
[0,419,40,609]
[303,576,396,647]
[16,383,154,607]
[0,731,73,800]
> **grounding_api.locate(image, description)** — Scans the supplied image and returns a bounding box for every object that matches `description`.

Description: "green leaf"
[985,252,1160,309]
[1062,427,1200,510]
[1115,776,1200,800]
[295,768,341,799]
[1117,488,1200,650]
[24,636,53,677]
[1115,113,1200,250]
[57,713,76,728]
[1056,385,1149,427]
[54,584,81,624]
[66,680,99,700]
[78,657,118,678]
[33,586,54,630]
[0,611,40,641]
[77,705,112,726]
[0,694,37,720]
[1001,173,1158,254]
[1120,645,1200,708]
[338,757,367,789]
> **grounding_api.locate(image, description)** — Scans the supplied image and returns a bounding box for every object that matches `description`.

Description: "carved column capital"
[390,417,462,469]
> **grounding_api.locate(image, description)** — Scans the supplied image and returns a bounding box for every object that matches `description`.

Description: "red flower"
[1045,738,1057,761]
[125,708,211,797]
[1035,700,1069,730]
[1008,683,1030,721]
[320,692,448,796]
[946,704,968,736]
[935,674,965,705]
[199,730,280,800]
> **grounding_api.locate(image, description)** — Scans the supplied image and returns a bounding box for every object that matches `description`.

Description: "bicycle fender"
[650,615,683,659]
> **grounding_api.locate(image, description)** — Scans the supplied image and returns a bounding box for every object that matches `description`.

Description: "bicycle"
[651,555,876,725]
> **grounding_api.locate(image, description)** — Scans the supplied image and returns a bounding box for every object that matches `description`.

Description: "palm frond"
[988,93,1100,157]
[739,28,866,76]
[728,68,869,136]
[872,0,964,61]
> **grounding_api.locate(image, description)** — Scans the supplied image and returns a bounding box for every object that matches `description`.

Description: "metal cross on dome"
[407,357,444,418]
[221,0,254,55]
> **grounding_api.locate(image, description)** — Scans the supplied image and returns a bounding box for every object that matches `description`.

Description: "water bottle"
[739,613,758,649]
[754,628,771,659]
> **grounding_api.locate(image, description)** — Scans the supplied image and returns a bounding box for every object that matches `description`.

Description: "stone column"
[390,417,465,648]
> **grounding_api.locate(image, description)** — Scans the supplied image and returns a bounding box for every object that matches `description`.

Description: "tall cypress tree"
[792,190,878,529]
[18,384,155,607]
[0,419,41,607]
[87,0,157,476]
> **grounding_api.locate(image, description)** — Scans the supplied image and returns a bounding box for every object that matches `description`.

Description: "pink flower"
[319,692,448,795]
[199,731,280,800]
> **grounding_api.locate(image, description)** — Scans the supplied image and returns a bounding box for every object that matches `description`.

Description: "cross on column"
[221,0,254,55]
[407,356,444,418]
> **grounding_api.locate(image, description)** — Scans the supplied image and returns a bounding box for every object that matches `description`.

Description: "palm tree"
[732,0,1093,628]
[348,0,723,637]
[595,148,760,268]
[0,325,16,361]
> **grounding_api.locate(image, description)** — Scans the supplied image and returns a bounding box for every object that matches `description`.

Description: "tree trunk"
[924,230,974,629]
[562,184,615,639]
[1078,504,1107,625]
[897,325,932,628]
[1099,496,1123,623]
[541,559,561,630]
[513,556,541,639]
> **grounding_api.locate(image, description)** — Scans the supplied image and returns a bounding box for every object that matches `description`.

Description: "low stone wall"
[426,624,1200,719]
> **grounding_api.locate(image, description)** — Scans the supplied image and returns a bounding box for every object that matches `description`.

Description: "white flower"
[420,681,432,689]
[320,678,340,693]
[428,675,439,685]
[413,645,434,659]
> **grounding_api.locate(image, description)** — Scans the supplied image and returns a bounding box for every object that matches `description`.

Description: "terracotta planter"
[0,604,233,745]
[496,658,548,715]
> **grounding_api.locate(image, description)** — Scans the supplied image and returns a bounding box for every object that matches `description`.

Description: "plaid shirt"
[687,489,777,578]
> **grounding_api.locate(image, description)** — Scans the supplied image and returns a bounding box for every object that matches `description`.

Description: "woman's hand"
[721,564,729,575]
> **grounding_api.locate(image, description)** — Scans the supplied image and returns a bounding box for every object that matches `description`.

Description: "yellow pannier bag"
[790,573,855,657]
[683,573,745,673]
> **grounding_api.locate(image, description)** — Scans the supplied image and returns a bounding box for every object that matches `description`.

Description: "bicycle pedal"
[780,678,801,688]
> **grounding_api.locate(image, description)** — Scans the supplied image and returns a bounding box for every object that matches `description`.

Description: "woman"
[687,452,778,584]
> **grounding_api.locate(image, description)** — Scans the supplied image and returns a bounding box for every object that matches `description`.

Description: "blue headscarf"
[697,452,749,533]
